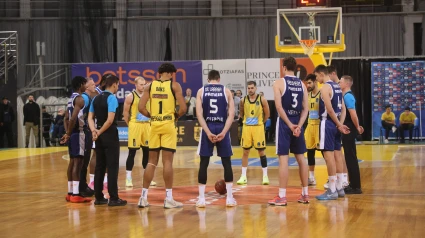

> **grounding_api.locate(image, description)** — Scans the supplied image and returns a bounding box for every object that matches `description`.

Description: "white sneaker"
[150,181,157,186]
[324,180,329,189]
[342,181,349,188]
[226,197,237,207]
[196,198,206,208]
[164,198,183,209]
[138,197,149,208]
[308,177,316,186]
[384,139,389,144]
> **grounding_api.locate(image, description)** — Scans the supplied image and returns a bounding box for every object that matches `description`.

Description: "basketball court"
[0,144,424,237]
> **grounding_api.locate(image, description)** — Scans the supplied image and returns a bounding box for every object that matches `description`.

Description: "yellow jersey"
[130,91,150,123]
[308,91,320,125]
[381,112,395,122]
[243,94,264,126]
[149,79,175,125]
[400,112,416,124]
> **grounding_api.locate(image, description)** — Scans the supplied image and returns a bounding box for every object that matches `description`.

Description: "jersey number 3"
[291,93,298,108]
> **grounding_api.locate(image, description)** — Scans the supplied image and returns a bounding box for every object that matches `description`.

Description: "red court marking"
[118,185,324,206]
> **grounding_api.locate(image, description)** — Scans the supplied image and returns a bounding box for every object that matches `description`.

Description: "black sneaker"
[344,186,363,194]
[80,187,95,197]
[108,198,127,206]
[94,198,108,205]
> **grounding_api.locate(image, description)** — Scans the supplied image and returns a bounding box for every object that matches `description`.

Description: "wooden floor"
[1,144,425,237]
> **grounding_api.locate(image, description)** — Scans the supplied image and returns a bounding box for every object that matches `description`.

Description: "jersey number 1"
[158,101,163,114]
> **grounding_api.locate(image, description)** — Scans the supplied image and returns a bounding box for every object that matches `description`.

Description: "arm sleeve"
[107,95,118,113]
[343,94,356,110]
[82,94,90,108]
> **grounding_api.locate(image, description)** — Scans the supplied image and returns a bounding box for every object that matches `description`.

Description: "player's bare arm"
[321,84,349,134]
[217,88,235,142]
[273,79,297,132]
[173,82,187,118]
[139,83,151,118]
[239,97,244,119]
[195,88,216,142]
[298,83,309,129]
[261,96,270,123]
[61,96,84,144]
[348,108,363,134]
[123,92,133,125]
[63,109,69,137]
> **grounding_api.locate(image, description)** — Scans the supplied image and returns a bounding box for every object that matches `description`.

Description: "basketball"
[215,179,227,195]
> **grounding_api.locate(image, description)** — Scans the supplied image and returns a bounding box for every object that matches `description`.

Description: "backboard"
[276,7,345,66]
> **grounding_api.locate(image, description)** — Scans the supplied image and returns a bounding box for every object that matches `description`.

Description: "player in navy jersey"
[195,70,237,207]
[61,76,92,203]
[314,65,350,200]
[269,57,310,206]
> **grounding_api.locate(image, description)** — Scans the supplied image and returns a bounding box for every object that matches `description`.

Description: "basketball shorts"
[305,121,320,150]
[318,119,342,151]
[197,122,233,157]
[128,121,150,149]
[276,117,306,156]
[241,125,266,150]
[149,122,177,152]
[69,131,86,158]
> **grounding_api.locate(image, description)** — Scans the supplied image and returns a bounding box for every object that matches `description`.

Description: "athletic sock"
[262,167,268,177]
[104,174,108,183]
[142,188,148,199]
[166,189,173,200]
[72,181,80,195]
[329,176,337,193]
[89,174,94,183]
[336,173,343,190]
[309,171,315,179]
[241,167,247,177]
[279,188,286,198]
[226,183,233,199]
[199,185,206,199]
[126,170,132,179]
[68,181,73,193]
[302,186,308,196]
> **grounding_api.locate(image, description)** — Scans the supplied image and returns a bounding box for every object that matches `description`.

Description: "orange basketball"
[215,179,227,195]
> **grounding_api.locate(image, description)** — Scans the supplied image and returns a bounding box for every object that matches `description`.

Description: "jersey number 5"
[210,99,218,113]
[291,93,298,108]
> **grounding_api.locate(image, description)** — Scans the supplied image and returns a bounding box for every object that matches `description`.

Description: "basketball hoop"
[299,39,317,56]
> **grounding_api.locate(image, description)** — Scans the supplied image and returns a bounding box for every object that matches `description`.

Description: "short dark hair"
[103,74,119,88]
[304,74,316,82]
[342,75,353,83]
[405,106,411,111]
[71,76,87,91]
[282,57,297,71]
[327,65,337,74]
[28,94,34,98]
[314,65,328,75]
[247,81,256,87]
[230,90,235,93]
[385,105,391,109]
[158,63,177,74]
[208,70,220,80]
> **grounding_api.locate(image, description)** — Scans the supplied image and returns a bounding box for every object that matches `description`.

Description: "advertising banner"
[245,59,281,100]
[201,59,246,94]
[71,61,203,102]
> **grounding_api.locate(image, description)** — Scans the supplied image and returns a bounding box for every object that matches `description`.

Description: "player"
[236,81,270,185]
[195,69,237,208]
[314,65,350,200]
[137,63,187,209]
[303,74,320,186]
[61,76,91,203]
[268,57,309,206]
[123,76,156,187]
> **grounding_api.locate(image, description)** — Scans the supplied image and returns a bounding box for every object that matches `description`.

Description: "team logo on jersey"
[316,98,319,102]
[145,140,149,146]
[256,101,260,106]
[194,124,201,142]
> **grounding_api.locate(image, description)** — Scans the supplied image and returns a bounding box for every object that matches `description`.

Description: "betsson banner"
[71,61,203,102]
[245,59,281,100]
[201,59,246,93]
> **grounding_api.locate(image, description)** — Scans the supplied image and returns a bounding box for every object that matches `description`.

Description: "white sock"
[142,188,148,199]
[126,170,132,179]
[89,174,94,183]
[329,176,337,193]
[166,189,173,200]
[336,173,343,190]
[226,183,233,199]
[262,167,268,177]
[241,167,247,177]
[68,181,73,193]
[302,186,308,196]
[279,188,286,198]
[199,185,206,199]
[104,174,108,183]
[343,173,348,184]
[72,181,79,195]
[309,171,315,179]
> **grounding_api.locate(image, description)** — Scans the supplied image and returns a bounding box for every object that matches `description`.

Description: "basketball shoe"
[308,177,316,186]
[164,198,183,209]
[196,198,206,208]
[138,197,150,208]
[268,196,287,206]
[236,176,247,185]
[262,176,269,185]
[298,194,310,204]
[226,197,237,207]
[126,178,133,187]
[70,195,92,203]
[316,189,338,200]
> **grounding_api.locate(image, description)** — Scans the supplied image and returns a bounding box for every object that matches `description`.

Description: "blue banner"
[71,61,203,102]
[371,61,425,139]
[118,127,128,141]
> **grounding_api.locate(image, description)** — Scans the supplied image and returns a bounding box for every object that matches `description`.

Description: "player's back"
[319,80,342,120]
[149,80,175,125]
[67,92,85,133]
[281,75,304,118]
[202,83,228,123]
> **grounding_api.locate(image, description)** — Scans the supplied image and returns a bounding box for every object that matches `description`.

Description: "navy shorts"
[276,117,306,156]
[318,119,342,151]
[197,122,233,157]
[68,131,86,158]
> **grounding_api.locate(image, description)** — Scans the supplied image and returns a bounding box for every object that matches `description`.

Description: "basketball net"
[300,39,317,56]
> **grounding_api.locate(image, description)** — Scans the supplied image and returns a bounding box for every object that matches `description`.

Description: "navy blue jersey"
[67,93,86,134]
[319,80,343,120]
[281,76,304,118]
[202,84,228,123]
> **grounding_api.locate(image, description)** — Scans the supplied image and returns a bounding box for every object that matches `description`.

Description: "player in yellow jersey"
[236,81,270,185]
[304,74,320,186]
[137,63,187,209]
[123,77,156,187]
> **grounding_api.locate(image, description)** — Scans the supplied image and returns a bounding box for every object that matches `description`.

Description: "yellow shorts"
[149,122,177,152]
[241,125,266,150]
[305,122,320,150]
[128,121,150,148]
